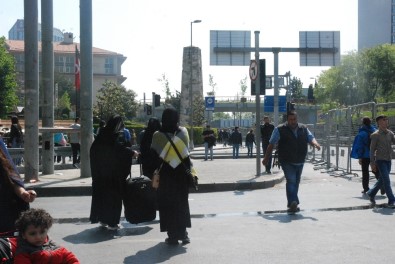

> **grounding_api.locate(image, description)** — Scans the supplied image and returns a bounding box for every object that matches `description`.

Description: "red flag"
[75,45,80,90]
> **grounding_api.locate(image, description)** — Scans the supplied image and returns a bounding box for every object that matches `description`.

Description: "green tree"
[165,90,181,114]
[0,37,18,118]
[56,91,71,119]
[93,81,138,121]
[192,94,205,126]
[213,112,231,120]
[288,77,303,100]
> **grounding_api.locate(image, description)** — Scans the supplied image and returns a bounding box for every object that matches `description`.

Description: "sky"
[0,0,358,100]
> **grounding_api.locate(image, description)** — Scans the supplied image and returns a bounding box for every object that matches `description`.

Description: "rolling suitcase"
[123,165,157,224]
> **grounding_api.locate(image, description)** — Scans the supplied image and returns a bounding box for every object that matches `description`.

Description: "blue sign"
[264,96,287,112]
[205,96,215,111]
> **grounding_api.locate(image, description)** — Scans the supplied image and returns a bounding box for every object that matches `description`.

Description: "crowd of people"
[2,109,395,262]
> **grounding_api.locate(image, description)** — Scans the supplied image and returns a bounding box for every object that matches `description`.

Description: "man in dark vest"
[262,111,320,214]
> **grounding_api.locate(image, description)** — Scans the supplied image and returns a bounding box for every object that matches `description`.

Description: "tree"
[165,90,181,114]
[239,75,248,97]
[207,74,217,96]
[54,73,75,108]
[158,73,171,99]
[288,77,303,100]
[56,91,71,119]
[0,37,18,118]
[93,81,138,121]
[212,112,231,120]
[192,94,205,126]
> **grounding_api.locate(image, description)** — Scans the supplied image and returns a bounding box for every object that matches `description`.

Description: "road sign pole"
[273,48,280,126]
[254,31,261,176]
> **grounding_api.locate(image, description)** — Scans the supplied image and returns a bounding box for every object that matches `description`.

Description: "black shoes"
[165,238,179,245]
[367,193,376,205]
[287,201,299,215]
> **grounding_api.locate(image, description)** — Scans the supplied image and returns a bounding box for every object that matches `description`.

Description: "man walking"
[262,111,320,214]
[69,117,81,168]
[261,116,275,173]
[230,127,242,159]
[202,125,215,161]
[367,115,395,208]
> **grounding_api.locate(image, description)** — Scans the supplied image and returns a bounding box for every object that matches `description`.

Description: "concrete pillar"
[23,0,39,182]
[79,0,93,178]
[41,0,55,175]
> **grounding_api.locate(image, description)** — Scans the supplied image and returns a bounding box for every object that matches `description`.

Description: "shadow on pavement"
[63,225,153,244]
[261,213,318,223]
[123,242,187,263]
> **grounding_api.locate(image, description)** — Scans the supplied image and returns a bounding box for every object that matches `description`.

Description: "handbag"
[163,132,199,191]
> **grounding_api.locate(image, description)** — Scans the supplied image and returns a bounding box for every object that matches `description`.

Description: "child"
[13,208,80,264]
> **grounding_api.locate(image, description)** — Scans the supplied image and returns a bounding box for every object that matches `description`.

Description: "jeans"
[204,142,213,160]
[246,142,253,157]
[281,161,304,207]
[262,142,272,172]
[360,158,382,192]
[70,143,80,165]
[233,144,240,159]
[367,160,395,204]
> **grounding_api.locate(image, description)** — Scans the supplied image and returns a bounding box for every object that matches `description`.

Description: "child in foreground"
[13,208,80,264]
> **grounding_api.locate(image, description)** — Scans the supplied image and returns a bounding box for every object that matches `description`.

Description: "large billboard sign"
[299,31,340,66]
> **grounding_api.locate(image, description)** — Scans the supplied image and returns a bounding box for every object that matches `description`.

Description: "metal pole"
[273,48,280,126]
[79,0,93,178]
[41,0,54,175]
[24,0,39,182]
[254,31,261,176]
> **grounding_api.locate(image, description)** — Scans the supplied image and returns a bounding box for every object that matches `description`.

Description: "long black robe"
[89,137,134,226]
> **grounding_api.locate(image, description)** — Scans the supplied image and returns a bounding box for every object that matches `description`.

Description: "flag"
[75,45,80,91]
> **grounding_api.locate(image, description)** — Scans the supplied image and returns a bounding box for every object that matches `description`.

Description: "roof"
[5,40,123,56]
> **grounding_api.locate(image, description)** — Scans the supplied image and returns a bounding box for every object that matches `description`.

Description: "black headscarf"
[160,108,179,133]
[96,115,125,144]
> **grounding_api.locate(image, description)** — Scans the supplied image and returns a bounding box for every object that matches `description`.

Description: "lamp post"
[189,19,201,150]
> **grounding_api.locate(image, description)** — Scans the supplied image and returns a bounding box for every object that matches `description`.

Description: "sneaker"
[107,224,120,230]
[367,193,376,205]
[387,203,395,209]
[181,236,191,245]
[287,201,298,215]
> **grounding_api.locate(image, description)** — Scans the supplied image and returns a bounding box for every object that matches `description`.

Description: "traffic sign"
[205,96,215,111]
[249,60,258,81]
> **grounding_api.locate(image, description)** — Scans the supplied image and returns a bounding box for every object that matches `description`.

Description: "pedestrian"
[222,129,230,147]
[95,120,105,136]
[69,117,81,169]
[261,116,275,173]
[150,108,193,245]
[123,127,132,147]
[0,136,36,234]
[202,125,215,161]
[350,117,384,194]
[262,111,320,214]
[245,129,255,158]
[54,130,67,164]
[131,129,137,146]
[89,115,139,230]
[13,208,80,263]
[8,116,24,166]
[230,126,242,159]
[139,117,161,179]
[366,115,395,208]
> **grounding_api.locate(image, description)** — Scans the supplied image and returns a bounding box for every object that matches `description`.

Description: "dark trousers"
[70,143,80,165]
[361,158,383,193]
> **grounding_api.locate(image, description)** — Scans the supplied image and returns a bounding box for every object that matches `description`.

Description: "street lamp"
[189,19,201,150]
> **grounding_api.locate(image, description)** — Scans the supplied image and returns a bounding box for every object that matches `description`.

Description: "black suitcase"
[123,175,157,224]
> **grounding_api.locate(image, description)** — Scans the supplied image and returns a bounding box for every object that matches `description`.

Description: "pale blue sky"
[0,0,358,100]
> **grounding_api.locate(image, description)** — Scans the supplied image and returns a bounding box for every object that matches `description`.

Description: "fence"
[306,102,395,176]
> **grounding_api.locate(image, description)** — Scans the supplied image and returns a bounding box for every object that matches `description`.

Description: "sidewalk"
[23,145,284,197]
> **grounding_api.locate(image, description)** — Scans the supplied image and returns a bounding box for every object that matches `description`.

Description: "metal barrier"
[8,146,73,165]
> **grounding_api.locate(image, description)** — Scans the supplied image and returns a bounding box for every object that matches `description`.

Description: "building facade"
[358,0,395,50]
[5,32,126,105]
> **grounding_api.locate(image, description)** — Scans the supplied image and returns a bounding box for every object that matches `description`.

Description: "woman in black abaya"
[89,115,138,230]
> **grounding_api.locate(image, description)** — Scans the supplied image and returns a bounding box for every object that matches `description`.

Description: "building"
[5,32,127,105]
[358,0,395,50]
[8,19,64,42]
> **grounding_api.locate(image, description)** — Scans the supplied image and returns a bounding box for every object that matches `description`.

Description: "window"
[105,57,114,74]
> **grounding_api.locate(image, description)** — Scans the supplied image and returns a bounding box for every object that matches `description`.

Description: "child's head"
[15,208,53,246]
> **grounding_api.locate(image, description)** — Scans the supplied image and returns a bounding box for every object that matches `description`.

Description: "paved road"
[30,161,395,264]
